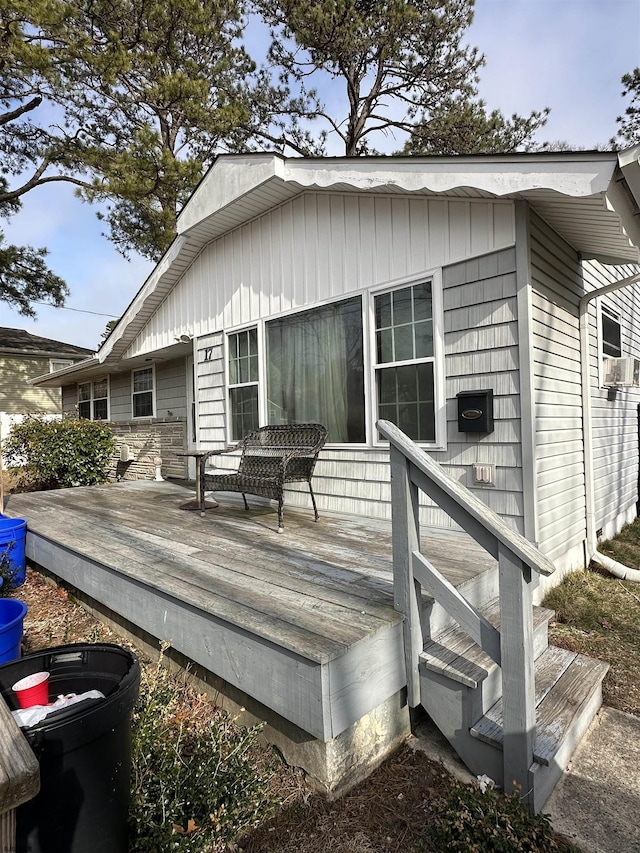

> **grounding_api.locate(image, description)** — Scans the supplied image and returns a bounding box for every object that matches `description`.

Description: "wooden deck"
[4,480,496,749]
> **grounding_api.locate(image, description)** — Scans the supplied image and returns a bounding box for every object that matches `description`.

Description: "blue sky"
[1,0,638,351]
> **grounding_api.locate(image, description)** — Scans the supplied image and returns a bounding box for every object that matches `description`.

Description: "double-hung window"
[228,329,259,440]
[601,305,622,358]
[78,377,109,421]
[374,281,435,442]
[132,367,155,418]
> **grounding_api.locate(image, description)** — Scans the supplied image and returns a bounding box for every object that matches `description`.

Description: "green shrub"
[3,414,116,490]
[426,782,577,852]
[129,654,276,853]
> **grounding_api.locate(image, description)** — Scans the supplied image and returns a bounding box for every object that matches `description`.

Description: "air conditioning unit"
[602,357,640,388]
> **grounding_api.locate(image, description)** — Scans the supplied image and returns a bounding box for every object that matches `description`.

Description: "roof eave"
[30,356,102,387]
[88,150,640,366]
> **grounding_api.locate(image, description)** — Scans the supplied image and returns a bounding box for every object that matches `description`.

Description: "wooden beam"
[498,543,536,808]
[413,551,501,666]
[389,445,423,708]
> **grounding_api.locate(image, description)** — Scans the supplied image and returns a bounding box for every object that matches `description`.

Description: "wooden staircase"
[377,419,609,813]
[420,595,608,812]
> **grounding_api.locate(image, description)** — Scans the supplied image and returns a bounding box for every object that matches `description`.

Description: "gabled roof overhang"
[33,149,640,388]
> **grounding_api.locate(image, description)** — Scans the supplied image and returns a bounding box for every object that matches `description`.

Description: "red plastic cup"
[12,671,50,708]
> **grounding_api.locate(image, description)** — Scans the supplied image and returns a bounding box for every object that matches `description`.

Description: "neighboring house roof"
[33,146,640,387]
[0,327,94,359]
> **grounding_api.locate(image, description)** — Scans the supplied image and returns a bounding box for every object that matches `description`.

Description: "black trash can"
[0,643,140,853]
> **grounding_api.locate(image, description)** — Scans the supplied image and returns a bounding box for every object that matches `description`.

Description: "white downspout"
[580,271,640,580]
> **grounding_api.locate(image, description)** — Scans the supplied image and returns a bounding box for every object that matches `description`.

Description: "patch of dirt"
[15,568,115,652]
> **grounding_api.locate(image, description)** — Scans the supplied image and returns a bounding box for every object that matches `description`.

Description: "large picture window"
[266,297,365,443]
[228,328,259,440]
[374,282,435,442]
[78,377,109,421]
[132,367,155,418]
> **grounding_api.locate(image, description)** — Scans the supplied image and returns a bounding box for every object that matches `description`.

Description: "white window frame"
[226,326,260,440]
[50,358,74,373]
[77,376,110,421]
[598,302,623,388]
[369,270,446,449]
[221,271,445,448]
[131,366,156,419]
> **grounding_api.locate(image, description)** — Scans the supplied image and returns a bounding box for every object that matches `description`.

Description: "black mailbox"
[457,389,494,433]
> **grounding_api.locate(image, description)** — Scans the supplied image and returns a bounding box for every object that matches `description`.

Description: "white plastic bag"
[12,690,105,728]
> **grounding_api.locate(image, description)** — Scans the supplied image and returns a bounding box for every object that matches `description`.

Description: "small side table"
[176,451,218,512]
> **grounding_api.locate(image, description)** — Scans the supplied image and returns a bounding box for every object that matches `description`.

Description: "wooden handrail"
[379,418,555,807]
[379,420,554,578]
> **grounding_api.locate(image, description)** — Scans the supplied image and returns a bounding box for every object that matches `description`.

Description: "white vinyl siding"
[583,259,640,540]
[529,212,586,567]
[436,248,524,532]
[126,193,515,358]
[197,247,523,529]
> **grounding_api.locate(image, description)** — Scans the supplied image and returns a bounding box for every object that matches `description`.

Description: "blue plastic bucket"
[0,516,27,587]
[0,598,27,663]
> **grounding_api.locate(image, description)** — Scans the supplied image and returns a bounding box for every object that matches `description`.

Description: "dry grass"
[543,528,640,717]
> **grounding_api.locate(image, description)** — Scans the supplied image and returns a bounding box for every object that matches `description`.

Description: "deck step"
[470,646,609,767]
[420,600,554,689]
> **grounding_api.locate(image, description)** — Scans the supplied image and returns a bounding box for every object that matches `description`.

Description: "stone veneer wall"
[108,419,187,481]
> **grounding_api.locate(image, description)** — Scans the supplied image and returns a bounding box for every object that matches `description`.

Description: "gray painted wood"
[5,479,492,742]
[389,445,422,708]
[498,543,535,801]
[379,423,554,578]
[413,551,501,666]
[0,697,39,814]
[470,646,608,767]
[421,601,553,690]
[0,695,39,851]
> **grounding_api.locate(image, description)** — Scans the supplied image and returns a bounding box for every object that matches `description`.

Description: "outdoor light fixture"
[174,333,193,344]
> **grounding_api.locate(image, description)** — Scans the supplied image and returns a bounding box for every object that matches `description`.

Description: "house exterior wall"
[529,211,640,577]
[126,192,516,358]
[0,355,64,414]
[184,193,518,528]
[108,420,186,480]
[583,258,640,541]
[61,358,189,480]
[529,212,587,572]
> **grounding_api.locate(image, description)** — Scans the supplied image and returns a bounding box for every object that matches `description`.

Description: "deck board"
[4,480,497,740]
[6,481,495,655]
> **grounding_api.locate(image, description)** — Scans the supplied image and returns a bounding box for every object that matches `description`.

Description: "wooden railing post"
[498,542,536,806]
[389,445,423,708]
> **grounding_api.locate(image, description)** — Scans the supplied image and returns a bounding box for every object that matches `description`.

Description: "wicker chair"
[199,423,327,532]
